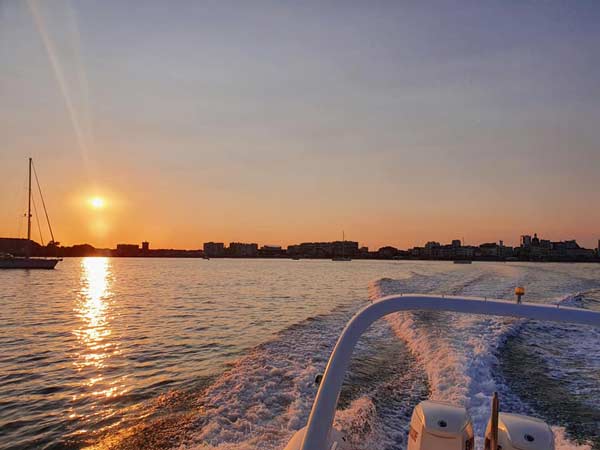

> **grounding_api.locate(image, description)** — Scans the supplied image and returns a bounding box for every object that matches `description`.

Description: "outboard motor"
[485,392,555,450]
[485,413,555,450]
[408,400,474,450]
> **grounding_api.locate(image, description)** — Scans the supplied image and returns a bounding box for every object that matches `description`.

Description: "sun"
[89,196,106,209]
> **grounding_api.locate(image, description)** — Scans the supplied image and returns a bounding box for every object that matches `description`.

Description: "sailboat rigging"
[0,158,62,269]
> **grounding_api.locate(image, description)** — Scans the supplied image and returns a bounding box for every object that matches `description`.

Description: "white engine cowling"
[485,413,555,450]
[408,400,475,450]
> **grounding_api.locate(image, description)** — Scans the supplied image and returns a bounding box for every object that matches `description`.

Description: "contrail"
[26,0,91,171]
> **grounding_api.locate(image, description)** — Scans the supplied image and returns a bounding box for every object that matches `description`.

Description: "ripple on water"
[1,260,599,450]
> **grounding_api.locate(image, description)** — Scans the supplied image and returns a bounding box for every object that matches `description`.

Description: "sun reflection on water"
[75,257,112,369]
[74,258,127,403]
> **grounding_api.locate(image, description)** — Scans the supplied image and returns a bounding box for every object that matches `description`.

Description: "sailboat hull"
[0,258,61,269]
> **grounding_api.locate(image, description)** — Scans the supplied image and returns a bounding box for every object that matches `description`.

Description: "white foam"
[178,264,598,450]
[333,396,387,450]
[180,309,355,450]
[553,426,592,450]
[368,267,597,450]
[370,277,523,448]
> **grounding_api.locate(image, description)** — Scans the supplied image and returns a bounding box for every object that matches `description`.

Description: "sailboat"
[331,231,351,261]
[0,158,62,269]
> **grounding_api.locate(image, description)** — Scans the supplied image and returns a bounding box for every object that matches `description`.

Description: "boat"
[0,253,60,269]
[331,231,351,261]
[453,259,472,264]
[0,158,61,269]
[284,291,600,450]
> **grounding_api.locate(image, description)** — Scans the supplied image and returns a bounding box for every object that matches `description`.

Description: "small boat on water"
[0,158,61,270]
[453,259,472,264]
[284,292,600,450]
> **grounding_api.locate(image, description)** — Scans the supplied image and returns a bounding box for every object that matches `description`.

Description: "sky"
[1,0,599,250]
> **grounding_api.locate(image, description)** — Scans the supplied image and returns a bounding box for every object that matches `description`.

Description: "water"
[0,259,598,450]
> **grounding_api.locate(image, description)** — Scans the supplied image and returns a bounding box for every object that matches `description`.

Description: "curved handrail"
[299,294,600,450]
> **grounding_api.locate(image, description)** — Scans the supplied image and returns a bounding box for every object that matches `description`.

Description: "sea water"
[0,259,598,449]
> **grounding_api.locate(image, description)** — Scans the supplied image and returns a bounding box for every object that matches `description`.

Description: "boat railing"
[298,294,600,450]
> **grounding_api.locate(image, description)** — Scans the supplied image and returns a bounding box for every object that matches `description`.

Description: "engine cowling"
[408,400,475,450]
[485,413,555,450]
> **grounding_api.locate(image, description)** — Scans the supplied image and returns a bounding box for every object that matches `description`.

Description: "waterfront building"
[203,242,225,257]
[454,246,475,259]
[479,242,500,258]
[0,237,42,256]
[377,246,398,259]
[332,240,359,258]
[228,242,259,257]
[550,240,595,260]
[286,241,359,258]
[115,244,140,257]
[259,245,285,257]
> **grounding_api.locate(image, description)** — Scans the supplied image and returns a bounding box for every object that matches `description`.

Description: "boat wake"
[93,265,599,450]
[369,269,598,450]
[176,304,427,450]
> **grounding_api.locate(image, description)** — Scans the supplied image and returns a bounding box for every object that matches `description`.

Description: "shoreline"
[41,255,600,263]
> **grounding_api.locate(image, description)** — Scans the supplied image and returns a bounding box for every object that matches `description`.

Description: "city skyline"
[2,231,599,262]
[2,1,600,249]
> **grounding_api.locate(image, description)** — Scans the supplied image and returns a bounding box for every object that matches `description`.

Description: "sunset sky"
[1,1,599,249]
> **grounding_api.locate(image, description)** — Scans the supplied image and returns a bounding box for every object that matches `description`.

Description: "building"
[228,242,258,257]
[259,245,285,257]
[454,246,475,259]
[423,241,441,258]
[286,241,359,258]
[517,233,596,261]
[203,242,225,257]
[521,235,532,248]
[550,240,595,261]
[377,246,398,259]
[0,237,42,256]
[479,242,500,259]
[142,241,150,252]
[332,240,359,257]
[115,244,140,257]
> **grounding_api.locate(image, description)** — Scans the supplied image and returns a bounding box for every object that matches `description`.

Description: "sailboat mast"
[27,157,32,242]
[26,157,32,257]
